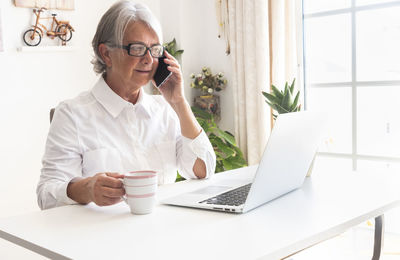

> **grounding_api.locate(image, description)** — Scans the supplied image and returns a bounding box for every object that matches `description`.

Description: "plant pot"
[194,95,221,122]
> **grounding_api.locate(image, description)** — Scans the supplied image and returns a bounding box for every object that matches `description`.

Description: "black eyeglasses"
[113,43,164,58]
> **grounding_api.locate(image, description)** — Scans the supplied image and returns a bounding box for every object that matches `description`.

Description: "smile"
[135,70,151,73]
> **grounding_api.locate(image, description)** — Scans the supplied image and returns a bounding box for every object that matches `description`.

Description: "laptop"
[162,111,325,213]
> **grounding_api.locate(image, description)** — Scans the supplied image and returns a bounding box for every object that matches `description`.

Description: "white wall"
[0,0,105,218]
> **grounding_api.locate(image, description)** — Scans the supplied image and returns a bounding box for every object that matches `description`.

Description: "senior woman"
[37,1,216,210]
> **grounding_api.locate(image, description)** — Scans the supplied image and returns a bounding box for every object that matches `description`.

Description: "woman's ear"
[98,43,112,67]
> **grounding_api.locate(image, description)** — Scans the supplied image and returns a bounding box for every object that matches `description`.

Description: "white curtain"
[228,0,270,165]
[270,0,304,104]
[227,0,303,165]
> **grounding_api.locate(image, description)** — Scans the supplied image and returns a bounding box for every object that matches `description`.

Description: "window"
[303,0,400,171]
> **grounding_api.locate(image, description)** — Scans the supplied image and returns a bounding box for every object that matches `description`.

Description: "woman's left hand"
[155,51,186,105]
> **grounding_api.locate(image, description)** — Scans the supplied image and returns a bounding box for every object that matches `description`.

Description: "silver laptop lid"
[243,111,325,213]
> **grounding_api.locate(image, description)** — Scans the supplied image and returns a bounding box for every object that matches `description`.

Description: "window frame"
[302,0,400,170]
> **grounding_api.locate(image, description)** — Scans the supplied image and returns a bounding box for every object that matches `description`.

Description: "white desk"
[0,166,399,260]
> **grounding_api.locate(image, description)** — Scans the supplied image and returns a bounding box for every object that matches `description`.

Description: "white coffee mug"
[121,170,158,215]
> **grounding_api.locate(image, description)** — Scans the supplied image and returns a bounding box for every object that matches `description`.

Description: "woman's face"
[108,21,159,90]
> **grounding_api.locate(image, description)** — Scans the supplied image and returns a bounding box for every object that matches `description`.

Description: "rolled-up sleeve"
[37,103,82,210]
[176,130,216,180]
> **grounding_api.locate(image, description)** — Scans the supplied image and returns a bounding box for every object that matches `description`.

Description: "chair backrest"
[50,108,55,123]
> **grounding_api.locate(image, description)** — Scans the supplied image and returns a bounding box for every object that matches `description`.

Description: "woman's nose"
[142,49,153,64]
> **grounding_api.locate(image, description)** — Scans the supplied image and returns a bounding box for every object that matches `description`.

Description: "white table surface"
[0,166,399,260]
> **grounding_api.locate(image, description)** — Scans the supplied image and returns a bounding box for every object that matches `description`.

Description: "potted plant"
[175,106,247,181]
[175,107,247,182]
[192,106,246,172]
[163,38,184,60]
[190,67,227,122]
[261,78,301,120]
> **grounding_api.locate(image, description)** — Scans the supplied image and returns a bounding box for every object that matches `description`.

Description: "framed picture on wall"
[14,0,75,11]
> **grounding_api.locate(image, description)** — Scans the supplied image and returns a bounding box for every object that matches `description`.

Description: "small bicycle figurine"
[23,7,75,46]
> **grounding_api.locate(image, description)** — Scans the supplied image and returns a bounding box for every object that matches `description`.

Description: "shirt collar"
[91,77,152,118]
[137,88,152,118]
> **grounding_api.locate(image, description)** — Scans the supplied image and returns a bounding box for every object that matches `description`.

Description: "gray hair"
[91,1,163,75]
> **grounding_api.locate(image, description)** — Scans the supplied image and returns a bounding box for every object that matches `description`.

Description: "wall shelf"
[17,46,77,52]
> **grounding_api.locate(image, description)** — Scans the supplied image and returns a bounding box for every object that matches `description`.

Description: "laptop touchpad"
[189,186,232,195]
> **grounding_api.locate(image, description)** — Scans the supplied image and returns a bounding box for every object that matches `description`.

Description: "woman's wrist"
[67,177,92,204]
[170,98,189,114]
[171,100,201,139]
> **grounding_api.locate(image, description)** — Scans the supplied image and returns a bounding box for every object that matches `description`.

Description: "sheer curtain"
[227,0,303,165]
[269,0,304,103]
[228,0,270,165]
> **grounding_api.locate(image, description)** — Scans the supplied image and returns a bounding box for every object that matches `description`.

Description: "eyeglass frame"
[111,43,165,58]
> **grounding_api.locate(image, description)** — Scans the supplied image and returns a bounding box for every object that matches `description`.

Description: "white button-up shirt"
[37,77,216,210]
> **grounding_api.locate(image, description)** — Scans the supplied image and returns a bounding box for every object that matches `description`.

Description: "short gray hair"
[91,1,163,75]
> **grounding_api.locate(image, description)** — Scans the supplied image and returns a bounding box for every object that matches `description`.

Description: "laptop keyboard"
[199,183,252,206]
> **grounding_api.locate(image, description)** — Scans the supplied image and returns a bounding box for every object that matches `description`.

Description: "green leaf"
[196,117,206,125]
[215,150,226,160]
[213,136,235,157]
[231,154,247,166]
[216,162,224,173]
[291,91,300,111]
[191,106,212,120]
[289,79,296,94]
[265,100,277,110]
[271,85,284,100]
[222,158,235,170]
[281,87,292,111]
[283,83,288,98]
[232,148,247,165]
[232,145,245,159]
[175,171,186,182]
[196,118,210,132]
[208,132,217,140]
[267,101,286,114]
[230,159,246,169]
[163,38,184,60]
[224,156,245,169]
[262,91,281,105]
[216,128,236,146]
[208,133,217,143]
[166,40,174,48]
[275,102,290,114]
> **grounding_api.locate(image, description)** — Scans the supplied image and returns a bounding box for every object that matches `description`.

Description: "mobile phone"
[153,57,172,87]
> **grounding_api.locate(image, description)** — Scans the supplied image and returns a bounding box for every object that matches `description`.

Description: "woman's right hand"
[87,172,125,206]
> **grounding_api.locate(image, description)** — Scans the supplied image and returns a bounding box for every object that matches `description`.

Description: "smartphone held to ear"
[153,57,172,87]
